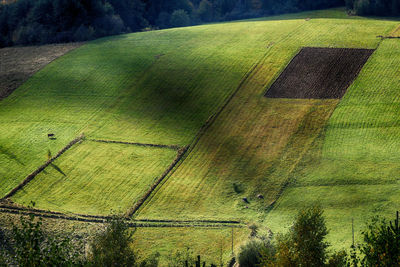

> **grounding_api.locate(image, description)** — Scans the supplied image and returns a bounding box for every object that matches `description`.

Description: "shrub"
[354,0,371,15]
[170,9,191,27]
[358,213,400,266]
[89,216,136,267]
[327,250,348,267]
[167,247,217,267]
[238,239,276,267]
[155,11,171,29]
[73,25,94,42]
[11,212,81,266]
[197,0,214,22]
[276,206,329,266]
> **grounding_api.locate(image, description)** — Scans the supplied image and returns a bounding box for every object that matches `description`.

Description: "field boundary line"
[1,134,85,200]
[377,35,400,39]
[263,48,302,97]
[126,146,189,217]
[88,139,181,150]
[0,203,243,228]
[134,51,273,216]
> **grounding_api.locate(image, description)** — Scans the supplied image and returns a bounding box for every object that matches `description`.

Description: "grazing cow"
[48,133,55,138]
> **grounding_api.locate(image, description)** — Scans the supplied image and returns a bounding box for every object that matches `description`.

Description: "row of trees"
[237,207,400,266]
[346,0,400,16]
[0,0,147,47]
[1,206,400,266]
[0,0,346,47]
[1,0,399,47]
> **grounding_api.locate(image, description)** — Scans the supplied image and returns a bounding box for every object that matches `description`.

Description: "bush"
[358,213,400,266]
[197,0,214,22]
[238,239,275,267]
[73,25,94,42]
[354,0,371,15]
[11,213,82,266]
[167,248,217,267]
[327,250,348,267]
[89,216,136,267]
[170,9,191,27]
[155,11,171,29]
[276,206,329,266]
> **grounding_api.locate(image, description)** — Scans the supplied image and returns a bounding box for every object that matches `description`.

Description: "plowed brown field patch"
[265,47,374,99]
[0,43,82,100]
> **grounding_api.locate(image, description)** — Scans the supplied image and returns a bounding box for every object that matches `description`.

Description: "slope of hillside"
[1,7,400,263]
[136,12,397,224]
[266,39,400,248]
[0,20,271,197]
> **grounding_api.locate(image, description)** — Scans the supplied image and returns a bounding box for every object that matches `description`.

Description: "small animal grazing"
[48,133,55,138]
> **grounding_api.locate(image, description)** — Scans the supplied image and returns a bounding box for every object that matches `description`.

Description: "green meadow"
[1,7,400,262]
[11,141,177,215]
[266,39,400,249]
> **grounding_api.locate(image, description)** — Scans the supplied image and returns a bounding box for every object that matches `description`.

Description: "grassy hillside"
[133,227,249,265]
[1,7,400,262]
[136,10,398,225]
[12,141,177,215]
[0,18,271,197]
[267,39,400,248]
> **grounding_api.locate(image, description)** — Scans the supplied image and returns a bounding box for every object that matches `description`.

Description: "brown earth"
[265,47,374,99]
[0,43,83,100]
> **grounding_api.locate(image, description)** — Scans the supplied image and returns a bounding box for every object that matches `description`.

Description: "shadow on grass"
[49,163,66,177]
[0,145,25,166]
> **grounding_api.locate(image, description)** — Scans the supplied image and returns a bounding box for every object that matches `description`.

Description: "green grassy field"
[136,10,398,227]
[11,141,177,215]
[266,39,400,249]
[133,227,249,266]
[1,7,400,263]
[0,14,275,197]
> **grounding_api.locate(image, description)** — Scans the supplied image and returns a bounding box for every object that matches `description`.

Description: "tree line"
[346,0,400,16]
[1,0,399,47]
[0,0,346,47]
[1,206,400,266]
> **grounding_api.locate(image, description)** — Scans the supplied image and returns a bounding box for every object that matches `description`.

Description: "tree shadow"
[49,163,66,176]
[0,145,25,166]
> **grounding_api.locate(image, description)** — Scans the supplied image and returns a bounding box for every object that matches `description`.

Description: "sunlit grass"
[133,227,249,266]
[12,141,177,215]
[0,8,399,260]
[267,39,400,249]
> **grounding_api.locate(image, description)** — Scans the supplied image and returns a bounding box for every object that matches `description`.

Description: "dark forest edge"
[2,0,398,48]
[0,0,346,47]
[1,206,399,266]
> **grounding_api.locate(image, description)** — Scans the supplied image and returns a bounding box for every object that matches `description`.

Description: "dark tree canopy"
[0,0,350,47]
[348,0,400,16]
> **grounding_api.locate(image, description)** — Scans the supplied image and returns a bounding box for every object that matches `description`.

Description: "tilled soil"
[0,43,83,100]
[265,47,374,99]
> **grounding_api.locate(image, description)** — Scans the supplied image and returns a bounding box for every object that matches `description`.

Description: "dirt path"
[0,42,83,100]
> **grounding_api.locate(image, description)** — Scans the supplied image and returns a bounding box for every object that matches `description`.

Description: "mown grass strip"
[126,146,189,217]
[88,139,180,150]
[134,51,272,218]
[2,134,84,200]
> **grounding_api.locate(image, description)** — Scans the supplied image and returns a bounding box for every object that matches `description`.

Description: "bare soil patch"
[265,47,374,99]
[0,42,83,100]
